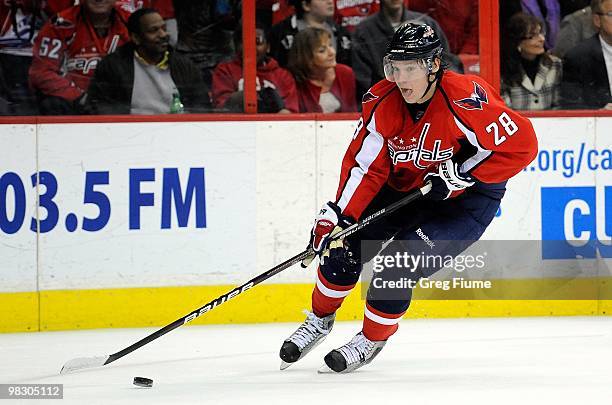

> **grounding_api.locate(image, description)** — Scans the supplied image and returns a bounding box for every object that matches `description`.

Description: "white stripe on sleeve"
[453,116,492,173]
[337,113,385,211]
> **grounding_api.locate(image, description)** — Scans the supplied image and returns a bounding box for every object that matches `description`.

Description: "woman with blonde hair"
[288,27,357,113]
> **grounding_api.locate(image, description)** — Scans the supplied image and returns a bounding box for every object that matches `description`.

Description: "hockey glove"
[300,202,353,268]
[424,159,475,201]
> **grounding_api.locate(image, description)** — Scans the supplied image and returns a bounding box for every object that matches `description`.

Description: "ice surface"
[2,317,612,404]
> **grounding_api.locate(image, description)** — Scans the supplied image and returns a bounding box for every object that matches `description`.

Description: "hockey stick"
[59,183,431,374]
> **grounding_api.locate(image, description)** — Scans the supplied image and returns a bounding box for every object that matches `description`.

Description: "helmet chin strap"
[418,75,436,101]
[417,58,441,102]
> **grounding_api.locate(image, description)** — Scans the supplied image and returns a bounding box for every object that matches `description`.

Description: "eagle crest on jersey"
[362,91,379,104]
[453,81,489,111]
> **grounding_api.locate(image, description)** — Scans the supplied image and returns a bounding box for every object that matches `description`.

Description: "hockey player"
[279,22,538,373]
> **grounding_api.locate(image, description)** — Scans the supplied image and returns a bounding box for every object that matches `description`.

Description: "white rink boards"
[0,116,610,332]
[1,117,609,291]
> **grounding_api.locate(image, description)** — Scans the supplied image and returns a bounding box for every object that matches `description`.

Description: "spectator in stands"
[174,0,237,89]
[267,0,382,33]
[269,0,352,68]
[521,0,562,49]
[500,1,562,50]
[86,8,210,114]
[29,0,130,115]
[351,0,461,100]
[212,22,298,113]
[334,0,381,32]
[552,5,597,57]
[501,13,562,110]
[287,27,356,112]
[0,0,45,115]
[561,0,612,109]
[409,0,478,54]
[116,1,178,46]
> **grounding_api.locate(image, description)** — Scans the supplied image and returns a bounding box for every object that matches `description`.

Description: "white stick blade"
[60,356,109,374]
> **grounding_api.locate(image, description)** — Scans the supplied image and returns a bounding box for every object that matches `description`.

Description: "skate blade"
[317,364,337,374]
[280,360,293,370]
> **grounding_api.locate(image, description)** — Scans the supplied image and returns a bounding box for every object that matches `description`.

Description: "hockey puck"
[133,377,153,388]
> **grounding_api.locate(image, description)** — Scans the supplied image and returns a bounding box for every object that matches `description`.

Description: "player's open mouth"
[400,88,413,97]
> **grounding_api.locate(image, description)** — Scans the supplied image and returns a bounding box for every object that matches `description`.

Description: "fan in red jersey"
[212,22,298,113]
[28,0,130,114]
[334,0,380,32]
[278,22,538,373]
[269,0,381,33]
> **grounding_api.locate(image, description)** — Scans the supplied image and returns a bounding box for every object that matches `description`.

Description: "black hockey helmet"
[383,22,442,85]
[383,23,444,101]
[384,22,443,61]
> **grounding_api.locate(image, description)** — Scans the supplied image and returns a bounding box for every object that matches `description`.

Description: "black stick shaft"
[104,184,430,366]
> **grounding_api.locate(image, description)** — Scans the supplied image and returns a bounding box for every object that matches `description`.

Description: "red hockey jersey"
[29,4,130,101]
[334,0,380,32]
[270,0,379,32]
[335,71,538,220]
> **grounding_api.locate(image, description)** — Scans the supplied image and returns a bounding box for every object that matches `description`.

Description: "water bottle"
[170,92,184,114]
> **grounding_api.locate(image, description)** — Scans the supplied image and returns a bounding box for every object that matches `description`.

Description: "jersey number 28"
[486,112,518,146]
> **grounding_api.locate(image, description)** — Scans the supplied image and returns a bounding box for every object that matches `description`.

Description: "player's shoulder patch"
[452,80,489,111]
[361,80,399,122]
[362,90,379,104]
[362,80,395,105]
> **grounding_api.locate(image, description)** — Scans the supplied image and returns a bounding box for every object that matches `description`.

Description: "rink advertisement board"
[0,116,610,332]
[35,121,257,290]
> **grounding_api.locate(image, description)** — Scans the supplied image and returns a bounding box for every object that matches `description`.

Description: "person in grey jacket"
[552,6,597,57]
[351,0,462,100]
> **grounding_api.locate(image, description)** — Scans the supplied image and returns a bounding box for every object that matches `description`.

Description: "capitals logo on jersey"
[453,81,488,111]
[387,123,454,169]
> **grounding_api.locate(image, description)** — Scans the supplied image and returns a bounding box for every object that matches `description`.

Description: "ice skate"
[279,310,335,370]
[318,331,386,373]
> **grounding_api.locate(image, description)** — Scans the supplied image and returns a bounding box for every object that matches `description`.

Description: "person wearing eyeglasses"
[561,0,612,109]
[500,12,563,110]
